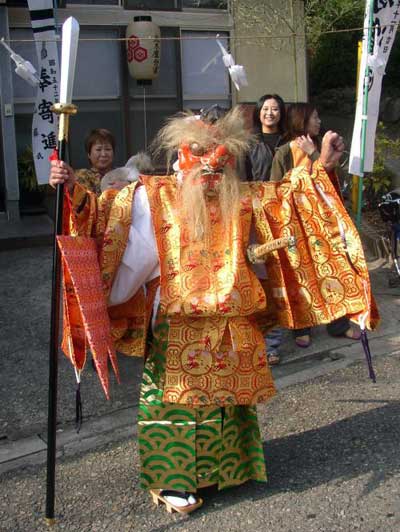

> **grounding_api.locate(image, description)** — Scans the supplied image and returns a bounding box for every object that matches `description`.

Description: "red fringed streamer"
[57,235,119,399]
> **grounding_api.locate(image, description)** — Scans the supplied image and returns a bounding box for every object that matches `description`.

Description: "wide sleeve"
[253,161,379,331]
[66,182,98,237]
[109,186,159,306]
[309,150,343,200]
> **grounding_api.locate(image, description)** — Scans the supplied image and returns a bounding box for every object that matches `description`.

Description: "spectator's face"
[307,109,321,137]
[88,142,114,172]
[259,98,281,133]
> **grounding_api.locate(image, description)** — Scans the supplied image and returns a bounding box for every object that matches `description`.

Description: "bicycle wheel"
[389,226,400,287]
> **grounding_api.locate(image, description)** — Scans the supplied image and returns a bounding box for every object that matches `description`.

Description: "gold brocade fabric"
[67,182,150,357]
[143,175,275,406]
[163,314,276,406]
[291,141,313,170]
[142,175,266,318]
[58,235,118,399]
[138,317,267,491]
[251,161,379,330]
[290,141,343,198]
[64,162,379,399]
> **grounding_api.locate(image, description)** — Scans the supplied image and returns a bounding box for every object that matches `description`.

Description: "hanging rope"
[4,23,395,44]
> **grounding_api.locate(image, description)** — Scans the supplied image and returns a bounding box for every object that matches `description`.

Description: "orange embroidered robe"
[65,183,156,358]
[64,161,379,404]
[142,175,276,406]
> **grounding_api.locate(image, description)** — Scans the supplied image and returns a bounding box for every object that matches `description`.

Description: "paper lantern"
[126,16,161,85]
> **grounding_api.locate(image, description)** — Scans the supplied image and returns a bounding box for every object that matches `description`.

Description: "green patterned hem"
[138,317,267,491]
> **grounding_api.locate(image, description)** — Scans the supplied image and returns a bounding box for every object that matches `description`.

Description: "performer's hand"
[295,134,316,156]
[49,160,76,193]
[320,131,345,172]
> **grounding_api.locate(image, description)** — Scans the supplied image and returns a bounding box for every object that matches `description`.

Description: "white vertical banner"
[27,0,60,185]
[349,0,400,176]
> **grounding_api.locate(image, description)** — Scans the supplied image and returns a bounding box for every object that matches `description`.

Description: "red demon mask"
[178,142,234,193]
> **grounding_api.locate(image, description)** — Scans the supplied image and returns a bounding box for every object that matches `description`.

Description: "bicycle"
[378,188,400,287]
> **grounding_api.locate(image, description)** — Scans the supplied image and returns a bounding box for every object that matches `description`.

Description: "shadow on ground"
[147,399,400,531]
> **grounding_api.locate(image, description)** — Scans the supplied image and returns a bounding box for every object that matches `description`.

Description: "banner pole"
[352,40,362,215]
[356,0,375,228]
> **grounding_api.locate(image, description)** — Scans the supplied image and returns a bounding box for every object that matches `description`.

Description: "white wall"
[231,0,307,103]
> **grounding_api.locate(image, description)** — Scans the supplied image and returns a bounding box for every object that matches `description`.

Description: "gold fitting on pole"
[51,103,78,143]
[51,103,78,115]
[45,517,56,526]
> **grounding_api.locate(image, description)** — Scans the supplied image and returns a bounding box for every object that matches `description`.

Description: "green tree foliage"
[365,123,400,207]
[304,0,365,54]
[305,0,400,95]
[17,146,38,192]
[305,0,365,94]
[384,32,400,92]
[229,1,400,94]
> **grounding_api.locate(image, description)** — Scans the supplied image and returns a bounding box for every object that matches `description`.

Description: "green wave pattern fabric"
[138,318,267,491]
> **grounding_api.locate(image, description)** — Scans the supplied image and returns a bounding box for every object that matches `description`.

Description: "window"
[68,27,124,167]
[10,27,121,101]
[124,0,179,9]
[10,27,125,168]
[181,31,230,111]
[182,0,227,8]
[66,0,120,5]
[73,28,121,99]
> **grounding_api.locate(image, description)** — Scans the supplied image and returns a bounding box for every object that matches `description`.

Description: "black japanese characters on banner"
[28,1,60,184]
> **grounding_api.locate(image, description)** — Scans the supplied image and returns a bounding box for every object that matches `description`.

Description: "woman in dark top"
[245,93,287,181]
[245,94,287,366]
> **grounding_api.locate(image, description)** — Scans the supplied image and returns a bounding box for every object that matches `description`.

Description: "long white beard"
[179,166,240,242]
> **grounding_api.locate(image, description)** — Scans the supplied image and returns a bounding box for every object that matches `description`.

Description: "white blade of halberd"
[59,17,79,104]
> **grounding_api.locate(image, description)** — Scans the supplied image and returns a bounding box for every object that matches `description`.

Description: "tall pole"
[290,0,299,101]
[45,17,79,525]
[45,142,63,526]
[45,104,77,525]
[356,0,375,228]
[352,40,363,215]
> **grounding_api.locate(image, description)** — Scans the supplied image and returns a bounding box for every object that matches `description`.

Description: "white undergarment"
[109,186,160,307]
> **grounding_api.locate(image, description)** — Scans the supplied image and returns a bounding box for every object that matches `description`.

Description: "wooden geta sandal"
[150,489,203,514]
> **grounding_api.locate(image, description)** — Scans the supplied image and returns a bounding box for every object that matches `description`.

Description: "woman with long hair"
[245,93,287,181]
[270,102,322,182]
[245,94,287,365]
[271,102,360,348]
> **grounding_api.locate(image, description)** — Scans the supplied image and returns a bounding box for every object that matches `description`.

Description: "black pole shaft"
[45,139,66,521]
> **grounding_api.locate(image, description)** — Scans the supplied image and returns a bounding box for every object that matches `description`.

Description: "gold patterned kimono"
[63,160,378,492]
[142,174,276,407]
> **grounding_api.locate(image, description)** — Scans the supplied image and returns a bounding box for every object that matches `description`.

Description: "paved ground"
[1,247,400,467]
[1,247,399,444]
[0,215,53,251]
[1,243,400,530]
[1,354,400,531]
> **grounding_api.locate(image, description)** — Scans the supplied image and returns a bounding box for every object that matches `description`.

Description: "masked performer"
[49,108,377,514]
